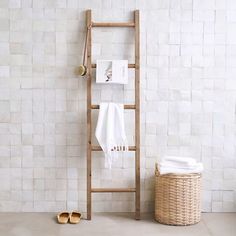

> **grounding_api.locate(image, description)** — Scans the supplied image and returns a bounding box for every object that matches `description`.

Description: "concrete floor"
[0,213,235,236]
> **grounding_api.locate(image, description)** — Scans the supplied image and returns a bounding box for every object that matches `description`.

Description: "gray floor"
[0,212,235,236]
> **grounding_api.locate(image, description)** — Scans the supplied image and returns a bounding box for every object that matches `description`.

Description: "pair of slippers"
[57,211,81,224]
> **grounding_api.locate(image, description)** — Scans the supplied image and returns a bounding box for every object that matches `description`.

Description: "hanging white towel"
[96,60,128,84]
[95,103,128,168]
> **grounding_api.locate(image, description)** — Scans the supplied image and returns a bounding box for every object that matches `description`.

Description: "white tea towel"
[95,103,128,168]
[96,60,128,84]
[159,163,204,175]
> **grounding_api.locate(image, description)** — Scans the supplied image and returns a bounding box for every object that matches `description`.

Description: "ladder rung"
[92,188,136,193]
[92,146,136,151]
[92,63,135,69]
[91,104,136,110]
[92,22,135,27]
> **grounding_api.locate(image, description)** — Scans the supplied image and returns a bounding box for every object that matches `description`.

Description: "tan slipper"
[69,211,81,224]
[57,212,70,224]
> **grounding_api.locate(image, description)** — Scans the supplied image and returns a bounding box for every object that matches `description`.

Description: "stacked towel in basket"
[159,156,203,175]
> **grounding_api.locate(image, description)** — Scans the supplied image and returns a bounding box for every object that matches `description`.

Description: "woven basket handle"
[155,163,160,176]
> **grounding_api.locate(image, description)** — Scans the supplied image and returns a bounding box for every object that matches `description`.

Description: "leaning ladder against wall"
[86,9,140,220]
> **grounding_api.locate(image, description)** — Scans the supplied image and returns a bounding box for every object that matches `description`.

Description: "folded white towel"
[159,161,199,170]
[159,156,203,175]
[163,156,197,166]
[95,103,128,168]
[159,163,203,175]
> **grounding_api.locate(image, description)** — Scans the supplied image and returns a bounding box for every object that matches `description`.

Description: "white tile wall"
[0,0,235,213]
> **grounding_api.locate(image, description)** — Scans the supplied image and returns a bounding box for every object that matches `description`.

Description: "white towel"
[159,163,204,175]
[96,60,128,84]
[162,156,197,166]
[159,161,199,170]
[95,103,128,168]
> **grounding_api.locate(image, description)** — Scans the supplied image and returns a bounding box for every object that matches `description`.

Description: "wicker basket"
[155,164,201,226]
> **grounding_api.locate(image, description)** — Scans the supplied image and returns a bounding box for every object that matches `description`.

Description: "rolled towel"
[159,163,203,175]
[163,156,196,166]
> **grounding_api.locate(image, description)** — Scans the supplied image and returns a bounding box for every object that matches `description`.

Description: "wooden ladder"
[86,9,140,220]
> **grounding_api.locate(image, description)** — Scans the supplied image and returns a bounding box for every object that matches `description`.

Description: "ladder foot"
[135,211,141,220]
